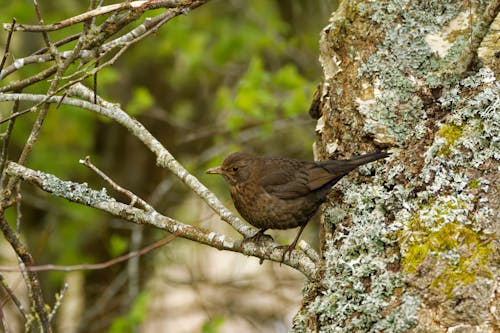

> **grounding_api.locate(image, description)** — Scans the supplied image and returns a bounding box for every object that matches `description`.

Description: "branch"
[0,232,179,272]
[0,91,254,237]
[48,283,67,323]
[4,162,318,279]
[2,1,182,32]
[80,156,152,211]
[0,274,29,322]
[0,0,210,92]
[0,215,48,332]
[0,18,15,73]
[0,90,320,274]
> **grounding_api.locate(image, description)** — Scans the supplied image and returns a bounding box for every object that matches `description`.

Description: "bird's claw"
[244,230,274,243]
[274,244,294,263]
[244,230,274,266]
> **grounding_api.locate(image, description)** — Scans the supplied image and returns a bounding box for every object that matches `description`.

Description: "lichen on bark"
[293,0,499,332]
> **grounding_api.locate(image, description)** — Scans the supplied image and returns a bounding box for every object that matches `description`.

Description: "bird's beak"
[206,166,223,175]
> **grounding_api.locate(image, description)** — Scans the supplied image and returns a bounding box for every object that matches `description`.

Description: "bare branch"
[48,283,67,323]
[3,1,182,32]
[32,33,81,56]
[0,232,180,273]
[0,18,15,73]
[0,65,58,93]
[0,216,48,332]
[80,156,153,211]
[0,274,29,322]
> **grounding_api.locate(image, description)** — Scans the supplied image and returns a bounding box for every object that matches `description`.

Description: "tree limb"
[2,1,184,32]
[4,161,318,279]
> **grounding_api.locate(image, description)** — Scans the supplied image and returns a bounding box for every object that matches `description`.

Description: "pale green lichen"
[401,219,494,297]
[356,0,496,148]
[435,124,463,156]
[395,68,497,322]
[292,176,414,332]
[37,171,114,206]
[356,0,461,145]
[468,179,480,189]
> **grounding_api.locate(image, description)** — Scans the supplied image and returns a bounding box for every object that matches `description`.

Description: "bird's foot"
[274,244,295,263]
[244,229,274,243]
[243,230,274,265]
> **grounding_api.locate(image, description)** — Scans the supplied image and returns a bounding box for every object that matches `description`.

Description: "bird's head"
[206,152,255,186]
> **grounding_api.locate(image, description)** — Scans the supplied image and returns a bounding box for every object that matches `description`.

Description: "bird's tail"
[317,151,389,177]
[345,151,390,166]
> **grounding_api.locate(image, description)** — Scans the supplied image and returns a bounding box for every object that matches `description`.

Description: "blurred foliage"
[109,292,150,333]
[0,0,335,331]
[127,87,155,116]
[202,316,225,333]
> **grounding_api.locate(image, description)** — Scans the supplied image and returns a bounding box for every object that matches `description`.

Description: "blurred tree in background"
[0,1,336,332]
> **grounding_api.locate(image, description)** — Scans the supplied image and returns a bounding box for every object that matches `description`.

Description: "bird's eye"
[232,166,239,172]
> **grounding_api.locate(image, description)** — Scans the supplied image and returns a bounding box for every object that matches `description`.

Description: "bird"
[206,151,389,261]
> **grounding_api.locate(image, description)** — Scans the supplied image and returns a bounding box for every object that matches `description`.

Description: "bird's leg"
[276,223,307,263]
[245,228,274,243]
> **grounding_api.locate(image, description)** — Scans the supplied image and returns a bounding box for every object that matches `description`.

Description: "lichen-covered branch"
[5,161,318,279]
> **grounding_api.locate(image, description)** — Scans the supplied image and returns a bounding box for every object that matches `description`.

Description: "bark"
[293,0,499,332]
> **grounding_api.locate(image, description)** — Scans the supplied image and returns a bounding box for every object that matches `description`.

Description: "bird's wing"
[305,164,343,191]
[258,153,388,200]
[259,161,338,199]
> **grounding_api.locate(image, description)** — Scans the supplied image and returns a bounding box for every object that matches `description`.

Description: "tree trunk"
[293,1,499,332]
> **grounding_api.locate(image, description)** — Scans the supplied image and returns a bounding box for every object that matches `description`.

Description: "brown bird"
[207,151,389,260]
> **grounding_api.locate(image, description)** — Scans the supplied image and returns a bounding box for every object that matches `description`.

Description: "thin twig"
[15,184,21,233]
[0,305,8,333]
[0,216,46,332]
[86,0,99,29]
[48,283,68,322]
[0,65,58,93]
[0,231,181,272]
[93,58,98,104]
[33,0,58,60]
[32,33,81,56]
[0,99,20,187]
[0,18,16,73]
[0,273,29,322]
[80,156,153,211]
[2,1,181,32]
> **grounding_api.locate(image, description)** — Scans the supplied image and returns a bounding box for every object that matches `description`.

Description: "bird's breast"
[229,182,322,230]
